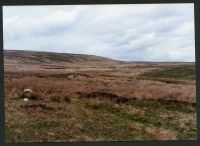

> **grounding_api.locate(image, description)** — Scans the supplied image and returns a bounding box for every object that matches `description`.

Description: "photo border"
[0,0,199,146]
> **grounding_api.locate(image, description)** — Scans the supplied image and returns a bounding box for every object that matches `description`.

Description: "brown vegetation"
[4,50,196,142]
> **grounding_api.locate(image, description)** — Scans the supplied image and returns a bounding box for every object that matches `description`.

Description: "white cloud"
[3,4,195,62]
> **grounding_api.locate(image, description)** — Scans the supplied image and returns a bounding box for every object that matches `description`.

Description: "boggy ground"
[4,50,196,142]
[4,63,196,142]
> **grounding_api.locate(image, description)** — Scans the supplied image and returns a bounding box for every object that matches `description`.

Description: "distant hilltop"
[4,50,124,66]
[4,50,195,66]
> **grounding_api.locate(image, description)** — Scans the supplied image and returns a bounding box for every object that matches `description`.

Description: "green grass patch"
[5,97,196,142]
[139,66,195,81]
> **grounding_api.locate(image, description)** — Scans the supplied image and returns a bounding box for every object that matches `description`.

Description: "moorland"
[4,50,196,142]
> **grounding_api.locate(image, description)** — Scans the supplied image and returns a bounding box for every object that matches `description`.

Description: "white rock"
[24,89,33,93]
[23,98,29,101]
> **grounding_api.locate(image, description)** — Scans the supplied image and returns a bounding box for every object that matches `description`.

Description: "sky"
[3,4,195,62]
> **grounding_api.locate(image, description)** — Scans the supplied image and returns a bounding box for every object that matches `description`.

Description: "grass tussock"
[47,93,70,103]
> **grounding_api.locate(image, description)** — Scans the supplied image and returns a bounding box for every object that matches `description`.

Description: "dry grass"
[4,69,196,103]
[4,63,196,142]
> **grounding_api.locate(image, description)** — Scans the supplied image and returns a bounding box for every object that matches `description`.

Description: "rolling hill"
[4,50,123,66]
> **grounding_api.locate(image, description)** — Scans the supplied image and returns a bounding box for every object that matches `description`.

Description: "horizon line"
[4,49,195,63]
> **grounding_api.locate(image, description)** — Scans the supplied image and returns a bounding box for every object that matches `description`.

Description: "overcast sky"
[3,4,195,62]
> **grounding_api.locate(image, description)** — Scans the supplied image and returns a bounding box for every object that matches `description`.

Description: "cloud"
[3,4,195,62]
